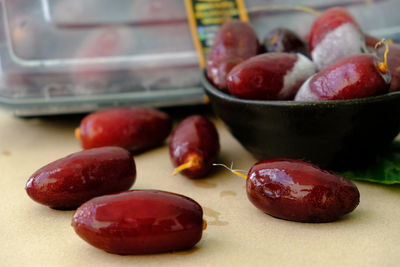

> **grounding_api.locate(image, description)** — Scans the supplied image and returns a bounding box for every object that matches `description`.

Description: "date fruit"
[227,52,316,100]
[170,115,219,179]
[76,107,172,152]
[246,159,360,222]
[295,54,390,101]
[264,28,307,55]
[72,190,204,254]
[309,7,366,70]
[25,147,136,209]
[206,20,260,91]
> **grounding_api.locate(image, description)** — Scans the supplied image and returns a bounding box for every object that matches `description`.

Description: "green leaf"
[342,141,400,184]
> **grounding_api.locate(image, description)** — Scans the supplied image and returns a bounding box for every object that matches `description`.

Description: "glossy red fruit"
[226,52,316,100]
[295,54,390,101]
[264,28,307,55]
[72,190,204,255]
[206,20,260,91]
[25,147,136,209]
[169,115,219,179]
[246,159,360,222]
[77,107,172,152]
[309,7,365,70]
[376,43,400,92]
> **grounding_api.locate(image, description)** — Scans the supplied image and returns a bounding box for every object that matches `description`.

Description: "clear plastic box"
[0,0,399,116]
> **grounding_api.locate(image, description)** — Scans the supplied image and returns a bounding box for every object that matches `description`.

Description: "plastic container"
[0,0,399,116]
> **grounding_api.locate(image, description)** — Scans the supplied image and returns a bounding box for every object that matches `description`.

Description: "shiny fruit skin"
[78,107,172,152]
[295,54,390,101]
[264,28,307,55]
[227,52,315,100]
[169,115,219,179]
[206,20,260,91]
[25,147,136,209]
[72,190,204,255]
[308,7,365,70]
[246,159,360,223]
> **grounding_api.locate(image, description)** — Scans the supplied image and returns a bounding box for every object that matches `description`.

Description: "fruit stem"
[213,163,248,179]
[247,5,321,16]
[202,219,208,230]
[172,154,201,175]
[74,128,81,140]
[375,39,390,74]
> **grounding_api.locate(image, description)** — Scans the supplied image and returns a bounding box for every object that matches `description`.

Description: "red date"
[25,147,136,209]
[169,115,219,179]
[206,20,260,91]
[264,28,307,55]
[308,7,365,70]
[227,52,316,100]
[246,159,360,222]
[295,54,390,101]
[76,107,172,152]
[72,190,204,255]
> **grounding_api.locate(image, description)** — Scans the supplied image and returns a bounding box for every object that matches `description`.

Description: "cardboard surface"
[1,110,400,267]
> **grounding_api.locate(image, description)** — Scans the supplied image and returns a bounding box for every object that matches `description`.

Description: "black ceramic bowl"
[201,70,400,170]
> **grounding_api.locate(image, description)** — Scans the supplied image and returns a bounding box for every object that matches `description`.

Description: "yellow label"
[185,0,249,67]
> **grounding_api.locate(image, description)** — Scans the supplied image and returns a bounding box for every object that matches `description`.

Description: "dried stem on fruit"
[213,163,248,179]
[202,219,208,230]
[74,128,81,140]
[375,39,390,74]
[172,154,202,175]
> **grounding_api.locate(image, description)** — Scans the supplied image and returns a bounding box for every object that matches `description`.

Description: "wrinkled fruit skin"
[206,20,260,91]
[246,159,360,223]
[25,147,136,209]
[169,115,220,179]
[377,43,400,92]
[78,107,172,152]
[72,190,204,255]
[264,28,307,55]
[227,52,316,100]
[309,7,365,70]
[295,54,390,101]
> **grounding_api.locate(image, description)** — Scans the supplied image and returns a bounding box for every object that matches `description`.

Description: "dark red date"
[76,107,172,152]
[169,115,219,179]
[25,147,136,209]
[206,20,260,91]
[295,54,390,101]
[264,28,307,55]
[308,7,365,70]
[72,190,204,255]
[246,159,360,222]
[227,52,315,100]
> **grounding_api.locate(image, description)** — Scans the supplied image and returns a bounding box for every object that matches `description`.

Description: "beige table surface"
[1,107,400,267]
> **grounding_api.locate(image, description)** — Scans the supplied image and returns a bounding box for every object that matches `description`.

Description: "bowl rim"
[200,69,400,107]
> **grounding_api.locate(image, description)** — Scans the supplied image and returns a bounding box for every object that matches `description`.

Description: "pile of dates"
[24,7,368,256]
[206,7,400,101]
[25,107,219,255]
[25,107,360,255]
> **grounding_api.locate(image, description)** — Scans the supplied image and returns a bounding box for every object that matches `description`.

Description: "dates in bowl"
[202,10,400,170]
[202,71,400,170]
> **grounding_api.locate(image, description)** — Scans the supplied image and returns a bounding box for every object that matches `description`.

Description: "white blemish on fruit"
[280,54,316,99]
[294,76,320,101]
[312,23,364,70]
